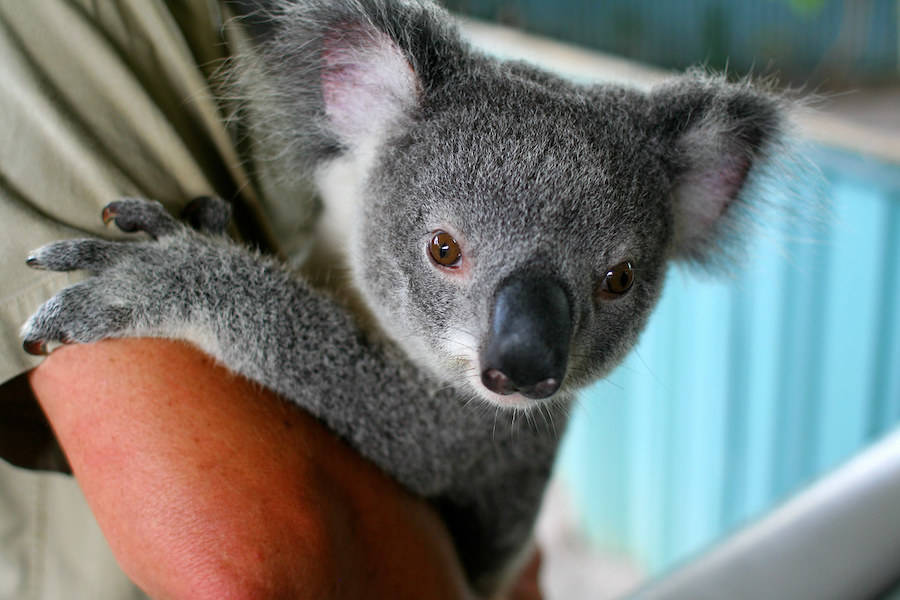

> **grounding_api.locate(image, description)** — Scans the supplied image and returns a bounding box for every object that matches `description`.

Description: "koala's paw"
[21,196,230,356]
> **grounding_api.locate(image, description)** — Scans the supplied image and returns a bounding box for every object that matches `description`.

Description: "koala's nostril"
[481,368,517,395]
[522,378,561,399]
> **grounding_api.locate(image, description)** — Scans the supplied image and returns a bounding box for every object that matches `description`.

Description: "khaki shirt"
[0,2,308,597]
[0,0,273,386]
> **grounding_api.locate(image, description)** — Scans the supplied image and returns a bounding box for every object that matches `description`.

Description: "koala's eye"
[598,261,634,299]
[428,231,462,268]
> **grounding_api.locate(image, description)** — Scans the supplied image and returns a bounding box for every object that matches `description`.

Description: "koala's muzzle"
[481,274,572,399]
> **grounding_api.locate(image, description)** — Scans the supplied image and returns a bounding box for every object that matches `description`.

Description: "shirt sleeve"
[0,0,269,384]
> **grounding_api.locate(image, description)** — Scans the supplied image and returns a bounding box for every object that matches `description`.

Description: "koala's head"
[236,0,785,409]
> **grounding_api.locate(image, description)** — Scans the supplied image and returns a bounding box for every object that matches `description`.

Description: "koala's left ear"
[648,74,786,264]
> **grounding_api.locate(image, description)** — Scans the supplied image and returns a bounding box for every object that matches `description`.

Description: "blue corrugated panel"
[870,194,900,432]
[559,145,900,573]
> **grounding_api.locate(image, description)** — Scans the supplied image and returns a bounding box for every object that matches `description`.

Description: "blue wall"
[558,145,900,573]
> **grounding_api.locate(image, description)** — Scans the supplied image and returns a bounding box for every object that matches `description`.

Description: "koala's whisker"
[534,405,549,435]
[564,362,592,375]
[506,407,517,435]
[540,403,559,438]
[563,365,595,385]
[433,382,459,394]
[460,394,479,412]
[437,330,481,354]
[492,407,500,442]
[599,377,626,392]
[524,409,538,433]
[632,349,670,394]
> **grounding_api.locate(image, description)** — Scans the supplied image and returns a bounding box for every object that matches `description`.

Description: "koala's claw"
[22,338,49,356]
[101,198,179,238]
[101,204,117,226]
[25,255,46,270]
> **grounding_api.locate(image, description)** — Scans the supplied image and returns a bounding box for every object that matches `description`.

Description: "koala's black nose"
[480,274,572,399]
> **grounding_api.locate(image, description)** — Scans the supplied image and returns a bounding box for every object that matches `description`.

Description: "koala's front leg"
[21,198,441,483]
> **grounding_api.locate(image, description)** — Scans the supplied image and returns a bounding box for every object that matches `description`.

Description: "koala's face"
[286,8,781,409]
[351,73,674,408]
[238,0,782,409]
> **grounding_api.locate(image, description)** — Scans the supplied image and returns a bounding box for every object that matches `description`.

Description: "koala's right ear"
[232,1,427,159]
[647,73,786,265]
[318,22,423,147]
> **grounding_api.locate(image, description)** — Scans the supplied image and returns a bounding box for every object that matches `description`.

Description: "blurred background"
[446,0,898,88]
[446,1,900,597]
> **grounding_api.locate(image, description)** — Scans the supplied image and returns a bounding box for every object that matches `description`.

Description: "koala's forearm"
[22,200,466,495]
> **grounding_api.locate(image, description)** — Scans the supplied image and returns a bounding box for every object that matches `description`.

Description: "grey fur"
[22,1,790,594]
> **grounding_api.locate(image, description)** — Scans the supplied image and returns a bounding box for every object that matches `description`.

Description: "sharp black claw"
[23,339,50,356]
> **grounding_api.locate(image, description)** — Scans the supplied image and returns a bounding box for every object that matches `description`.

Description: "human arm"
[29,337,473,600]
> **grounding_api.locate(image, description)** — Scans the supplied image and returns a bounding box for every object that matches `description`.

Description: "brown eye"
[428,231,462,268]
[598,261,634,299]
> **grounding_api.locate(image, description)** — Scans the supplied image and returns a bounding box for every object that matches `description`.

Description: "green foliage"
[785,0,828,16]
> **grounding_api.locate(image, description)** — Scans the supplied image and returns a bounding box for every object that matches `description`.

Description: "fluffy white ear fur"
[648,73,785,265]
[670,116,754,256]
[321,26,421,146]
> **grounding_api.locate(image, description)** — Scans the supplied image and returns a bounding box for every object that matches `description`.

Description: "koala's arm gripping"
[21,198,438,482]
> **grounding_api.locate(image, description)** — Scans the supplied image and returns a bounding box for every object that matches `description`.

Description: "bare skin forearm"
[29,338,471,600]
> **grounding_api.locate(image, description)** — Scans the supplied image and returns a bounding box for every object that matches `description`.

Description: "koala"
[21,0,788,595]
